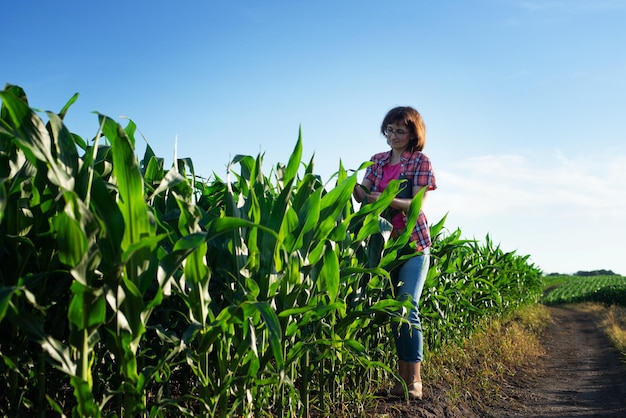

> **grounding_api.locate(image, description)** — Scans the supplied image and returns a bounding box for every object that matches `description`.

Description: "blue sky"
[3,0,626,275]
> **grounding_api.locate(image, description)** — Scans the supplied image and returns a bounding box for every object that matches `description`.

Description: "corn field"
[0,84,543,417]
[542,275,626,306]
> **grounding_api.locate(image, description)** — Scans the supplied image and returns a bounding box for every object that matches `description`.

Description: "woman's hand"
[353,183,368,202]
[366,191,382,202]
[354,180,374,203]
[354,185,381,203]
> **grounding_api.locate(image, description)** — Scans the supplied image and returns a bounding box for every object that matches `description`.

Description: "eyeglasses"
[384,127,410,137]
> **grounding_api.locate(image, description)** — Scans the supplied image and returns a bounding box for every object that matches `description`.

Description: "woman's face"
[385,122,412,152]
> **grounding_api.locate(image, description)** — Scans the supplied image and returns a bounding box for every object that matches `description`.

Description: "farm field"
[542,274,626,306]
[0,84,543,417]
[2,85,625,417]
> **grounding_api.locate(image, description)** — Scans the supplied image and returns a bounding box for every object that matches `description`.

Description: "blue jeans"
[393,248,430,362]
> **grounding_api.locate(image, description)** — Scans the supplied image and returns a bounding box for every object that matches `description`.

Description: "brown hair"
[380,106,426,152]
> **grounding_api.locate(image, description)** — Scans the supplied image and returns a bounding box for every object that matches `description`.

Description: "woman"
[353,106,437,400]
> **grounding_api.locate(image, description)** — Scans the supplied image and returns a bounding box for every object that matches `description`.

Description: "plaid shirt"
[364,149,437,251]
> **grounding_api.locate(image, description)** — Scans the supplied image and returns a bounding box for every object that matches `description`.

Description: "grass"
[605,306,626,359]
[420,304,550,412]
[605,306,626,358]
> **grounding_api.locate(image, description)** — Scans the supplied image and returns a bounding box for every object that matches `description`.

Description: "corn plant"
[165,134,427,416]
[422,230,543,351]
[0,84,544,417]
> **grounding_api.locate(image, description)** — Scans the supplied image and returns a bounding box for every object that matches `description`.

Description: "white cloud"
[427,150,626,275]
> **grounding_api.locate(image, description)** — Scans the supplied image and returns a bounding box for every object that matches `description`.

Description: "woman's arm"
[353,179,372,203]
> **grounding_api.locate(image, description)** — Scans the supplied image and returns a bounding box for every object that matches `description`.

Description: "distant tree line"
[546,270,619,277]
[574,269,618,277]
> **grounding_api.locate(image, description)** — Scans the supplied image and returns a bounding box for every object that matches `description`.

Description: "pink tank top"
[380,163,406,229]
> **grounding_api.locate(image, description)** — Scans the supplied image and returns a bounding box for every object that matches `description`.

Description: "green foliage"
[542,275,626,306]
[422,228,543,350]
[0,84,543,417]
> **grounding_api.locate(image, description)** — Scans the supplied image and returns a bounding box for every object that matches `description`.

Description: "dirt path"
[374,305,626,417]
[488,305,626,417]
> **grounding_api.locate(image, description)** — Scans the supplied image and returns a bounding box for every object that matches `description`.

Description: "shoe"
[389,361,423,399]
[406,380,423,400]
[389,380,422,399]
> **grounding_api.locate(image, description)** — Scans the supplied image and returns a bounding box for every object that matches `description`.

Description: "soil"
[373,305,626,417]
